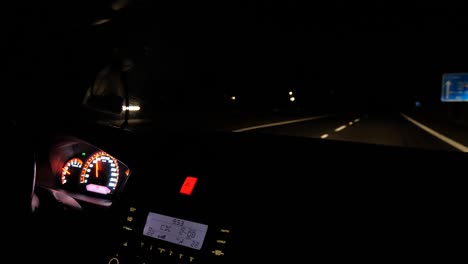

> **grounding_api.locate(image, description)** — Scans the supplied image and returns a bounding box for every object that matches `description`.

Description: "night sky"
[5,1,468,115]
[124,1,468,111]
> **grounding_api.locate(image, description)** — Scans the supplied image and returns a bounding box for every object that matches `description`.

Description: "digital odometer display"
[143,212,208,250]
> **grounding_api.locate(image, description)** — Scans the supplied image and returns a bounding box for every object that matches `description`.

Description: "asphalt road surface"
[232,112,465,152]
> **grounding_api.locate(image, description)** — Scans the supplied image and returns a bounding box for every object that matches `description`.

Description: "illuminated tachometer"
[80,151,119,195]
[61,158,83,185]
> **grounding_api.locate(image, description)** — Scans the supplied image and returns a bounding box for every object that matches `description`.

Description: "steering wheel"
[3,121,90,263]
[2,121,36,259]
[4,121,35,212]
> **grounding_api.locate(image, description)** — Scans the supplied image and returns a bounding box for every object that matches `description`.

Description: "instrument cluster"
[45,137,131,201]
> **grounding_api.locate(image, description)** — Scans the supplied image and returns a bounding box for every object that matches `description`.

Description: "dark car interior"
[3,1,467,263]
[5,123,466,263]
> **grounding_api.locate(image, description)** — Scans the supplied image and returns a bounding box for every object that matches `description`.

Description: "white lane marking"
[320,134,329,139]
[232,115,329,133]
[400,113,468,152]
[334,125,347,132]
[354,118,360,123]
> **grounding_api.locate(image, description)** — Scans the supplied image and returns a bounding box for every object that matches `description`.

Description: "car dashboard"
[34,129,239,264]
[32,126,466,264]
[39,137,131,207]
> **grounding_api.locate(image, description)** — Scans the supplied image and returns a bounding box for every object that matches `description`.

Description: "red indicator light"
[180,176,198,195]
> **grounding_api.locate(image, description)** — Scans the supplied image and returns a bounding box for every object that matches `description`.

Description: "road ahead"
[231,112,467,152]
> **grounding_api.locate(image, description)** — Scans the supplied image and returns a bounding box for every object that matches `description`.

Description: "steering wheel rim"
[3,120,36,216]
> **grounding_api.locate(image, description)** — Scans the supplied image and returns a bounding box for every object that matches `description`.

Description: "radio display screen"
[143,212,208,250]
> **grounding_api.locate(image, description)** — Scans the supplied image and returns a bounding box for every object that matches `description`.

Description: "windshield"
[15,1,468,152]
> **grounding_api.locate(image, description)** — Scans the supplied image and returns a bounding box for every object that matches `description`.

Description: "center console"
[106,175,234,264]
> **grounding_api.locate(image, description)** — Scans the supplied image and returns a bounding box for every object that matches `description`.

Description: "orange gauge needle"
[95,160,99,178]
[63,168,70,175]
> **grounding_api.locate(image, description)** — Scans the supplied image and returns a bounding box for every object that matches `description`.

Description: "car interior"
[3,1,467,263]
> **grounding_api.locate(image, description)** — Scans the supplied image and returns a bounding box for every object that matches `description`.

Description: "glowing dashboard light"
[231,96,236,101]
[349,122,353,125]
[320,134,329,139]
[290,97,295,102]
[86,184,111,195]
[180,176,198,196]
[61,158,83,185]
[289,91,293,95]
[122,105,141,111]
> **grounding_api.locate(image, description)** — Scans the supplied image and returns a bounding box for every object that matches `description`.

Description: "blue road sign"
[441,73,468,102]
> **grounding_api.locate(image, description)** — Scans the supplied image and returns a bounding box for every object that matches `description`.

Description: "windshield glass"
[40,1,468,152]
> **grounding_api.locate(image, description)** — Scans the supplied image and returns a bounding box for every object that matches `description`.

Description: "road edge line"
[400,112,468,152]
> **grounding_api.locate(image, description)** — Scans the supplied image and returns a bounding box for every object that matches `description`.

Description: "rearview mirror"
[85,95,124,114]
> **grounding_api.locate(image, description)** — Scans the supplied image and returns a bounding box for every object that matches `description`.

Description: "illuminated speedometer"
[80,151,119,195]
[61,158,83,185]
